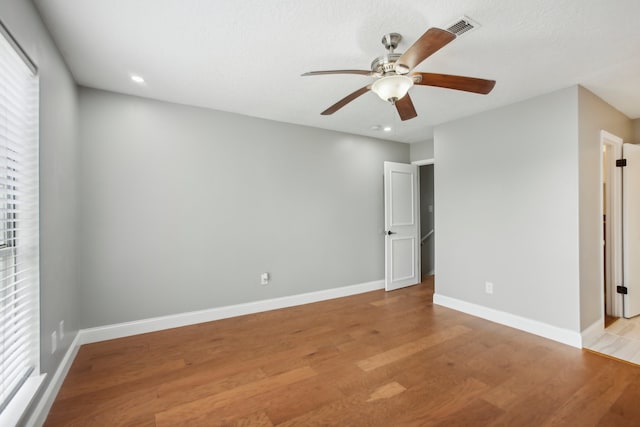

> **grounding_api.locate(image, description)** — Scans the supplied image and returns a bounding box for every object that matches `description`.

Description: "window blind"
[0,24,39,415]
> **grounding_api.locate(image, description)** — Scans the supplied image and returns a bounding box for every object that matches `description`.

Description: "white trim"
[433,293,582,348]
[0,374,45,427]
[601,130,623,145]
[411,158,434,166]
[24,333,81,427]
[0,20,38,74]
[78,280,384,345]
[581,318,605,348]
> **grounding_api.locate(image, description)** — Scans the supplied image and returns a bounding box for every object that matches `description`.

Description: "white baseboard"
[78,279,384,345]
[581,317,605,348]
[433,293,582,348]
[25,333,81,427]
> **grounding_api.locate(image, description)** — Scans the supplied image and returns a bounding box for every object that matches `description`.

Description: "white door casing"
[384,161,420,291]
[601,131,623,318]
[623,143,640,318]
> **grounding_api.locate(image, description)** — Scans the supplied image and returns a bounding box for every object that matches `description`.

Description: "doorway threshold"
[584,317,640,365]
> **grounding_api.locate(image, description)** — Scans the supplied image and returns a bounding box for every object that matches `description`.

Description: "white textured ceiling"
[33,0,640,143]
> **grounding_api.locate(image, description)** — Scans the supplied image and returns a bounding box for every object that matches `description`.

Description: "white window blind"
[0,23,40,417]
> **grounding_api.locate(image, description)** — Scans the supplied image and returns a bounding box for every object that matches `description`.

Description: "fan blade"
[395,28,456,73]
[413,72,496,94]
[321,85,371,115]
[302,70,374,77]
[395,94,418,121]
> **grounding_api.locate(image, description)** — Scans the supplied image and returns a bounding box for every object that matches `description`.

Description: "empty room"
[3,0,640,425]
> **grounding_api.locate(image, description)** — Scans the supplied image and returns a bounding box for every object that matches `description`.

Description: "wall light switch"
[485,281,494,295]
[261,272,270,285]
[51,331,57,354]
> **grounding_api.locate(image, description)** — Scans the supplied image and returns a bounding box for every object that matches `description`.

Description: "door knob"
[386,230,396,235]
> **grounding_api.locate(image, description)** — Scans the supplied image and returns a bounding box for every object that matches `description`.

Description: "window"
[0,21,41,424]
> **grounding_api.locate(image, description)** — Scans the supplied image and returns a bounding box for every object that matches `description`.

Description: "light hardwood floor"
[45,277,640,426]
[585,316,640,365]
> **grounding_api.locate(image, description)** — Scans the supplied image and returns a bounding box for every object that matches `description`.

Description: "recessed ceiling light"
[383,126,392,132]
[130,74,145,84]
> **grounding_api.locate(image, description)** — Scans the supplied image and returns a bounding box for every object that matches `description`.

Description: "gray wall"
[633,118,640,143]
[419,165,434,276]
[410,139,434,162]
[434,87,581,332]
[78,88,409,327]
[578,86,632,330]
[0,0,80,421]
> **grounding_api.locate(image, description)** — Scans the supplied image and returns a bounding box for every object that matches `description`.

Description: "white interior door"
[384,161,420,291]
[623,143,640,318]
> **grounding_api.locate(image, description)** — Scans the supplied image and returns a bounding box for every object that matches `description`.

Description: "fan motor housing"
[371,53,401,75]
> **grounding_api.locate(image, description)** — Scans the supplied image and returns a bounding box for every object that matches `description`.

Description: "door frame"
[412,158,435,279]
[600,130,623,320]
[411,159,434,166]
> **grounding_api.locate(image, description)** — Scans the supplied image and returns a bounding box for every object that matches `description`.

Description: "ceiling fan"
[302,28,496,121]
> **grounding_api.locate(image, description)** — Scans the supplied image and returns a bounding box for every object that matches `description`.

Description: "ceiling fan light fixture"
[371,75,414,103]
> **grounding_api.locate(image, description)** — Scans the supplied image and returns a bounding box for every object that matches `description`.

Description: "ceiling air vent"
[445,16,479,37]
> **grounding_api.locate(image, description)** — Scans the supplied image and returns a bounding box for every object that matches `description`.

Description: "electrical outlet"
[260,272,270,285]
[485,281,494,295]
[59,320,65,340]
[51,331,57,354]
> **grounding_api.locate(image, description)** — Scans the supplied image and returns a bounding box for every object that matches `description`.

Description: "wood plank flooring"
[45,277,640,426]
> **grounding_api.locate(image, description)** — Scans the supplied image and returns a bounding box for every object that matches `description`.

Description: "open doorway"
[585,132,640,364]
[419,164,434,279]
